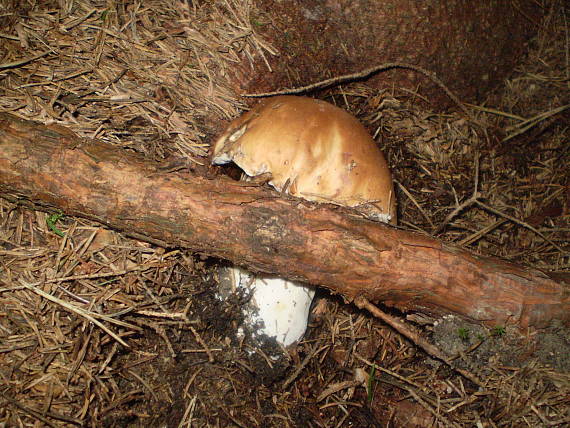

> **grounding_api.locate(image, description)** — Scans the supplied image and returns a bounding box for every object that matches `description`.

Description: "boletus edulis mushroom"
[211,95,396,346]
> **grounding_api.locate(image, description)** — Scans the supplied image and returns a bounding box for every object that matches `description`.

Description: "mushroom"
[212,95,396,346]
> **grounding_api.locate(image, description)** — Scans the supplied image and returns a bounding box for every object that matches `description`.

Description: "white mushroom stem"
[221,267,315,347]
[212,96,396,347]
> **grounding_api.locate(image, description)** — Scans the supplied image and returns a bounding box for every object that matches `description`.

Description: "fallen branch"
[0,113,568,329]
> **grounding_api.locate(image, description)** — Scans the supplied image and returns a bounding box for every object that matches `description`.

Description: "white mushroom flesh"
[219,266,315,347]
[212,96,396,347]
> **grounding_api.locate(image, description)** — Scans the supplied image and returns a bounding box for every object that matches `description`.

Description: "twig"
[244,62,474,120]
[220,407,249,428]
[434,154,481,234]
[395,180,435,228]
[317,380,361,402]
[20,279,134,347]
[502,104,569,143]
[0,391,82,426]
[282,342,323,389]
[134,309,188,319]
[475,200,565,253]
[178,395,198,428]
[354,297,484,387]
[354,297,448,362]
[465,104,525,121]
[189,325,215,363]
[354,355,427,393]
[39,268,147,284]
[355,355,462,427]
[63,8,97,31]
[0,50,51,70]
[459,219,507,247]
[407,387,462,428]
[127,369,159,401]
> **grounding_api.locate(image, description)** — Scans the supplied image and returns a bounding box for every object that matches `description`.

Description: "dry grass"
[1,0,569,427]
[0,0,275,161]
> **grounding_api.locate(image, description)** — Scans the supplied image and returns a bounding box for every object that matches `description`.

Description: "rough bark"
[0,113,568,329]
[237,0,541,109]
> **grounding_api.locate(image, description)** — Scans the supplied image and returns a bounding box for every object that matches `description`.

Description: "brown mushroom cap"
[212,96,396,223]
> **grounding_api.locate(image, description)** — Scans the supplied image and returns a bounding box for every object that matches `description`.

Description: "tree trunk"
[237,0,541,108]
[0,113,568,329]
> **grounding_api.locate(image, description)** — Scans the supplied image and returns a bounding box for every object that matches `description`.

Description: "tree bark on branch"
[0,113,568,329]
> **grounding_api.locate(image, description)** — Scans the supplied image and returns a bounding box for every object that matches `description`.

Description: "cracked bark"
[0,113,568,329]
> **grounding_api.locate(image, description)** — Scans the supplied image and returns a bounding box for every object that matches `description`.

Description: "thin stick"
[434,155,481,234]
[475,200,565,253]
[354,297,484,387]
[20,279,133,347]
[459,219,507,247]
[395,179,435,228]
[189,325,215,363]
[282,342,323,389]
[407,388,462,428]
[0,50,51,70]
[0,391,82,426]
[502,104,569,143]
[244,62,474,119]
